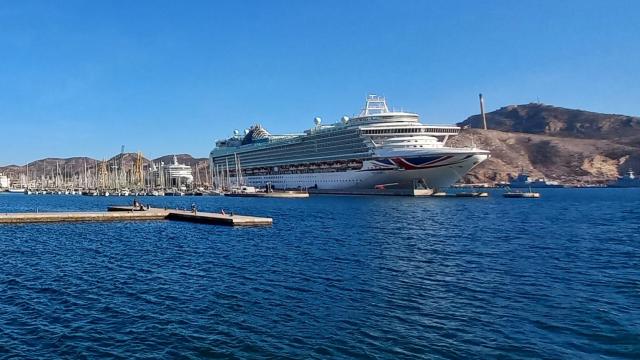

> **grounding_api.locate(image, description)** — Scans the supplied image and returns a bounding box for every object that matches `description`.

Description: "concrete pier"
[165,209,272,226]
[0,206,272,226]
[0,210,167,223]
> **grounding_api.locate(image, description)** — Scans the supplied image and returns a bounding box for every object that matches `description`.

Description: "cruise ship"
[209,95,489,191]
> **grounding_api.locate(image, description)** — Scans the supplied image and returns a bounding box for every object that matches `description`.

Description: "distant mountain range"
[2,103,638,185]
[0,154,211,185]
[453,103,640,183]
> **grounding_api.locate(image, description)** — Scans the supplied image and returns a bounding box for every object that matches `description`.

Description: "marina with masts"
[0,151,218,196]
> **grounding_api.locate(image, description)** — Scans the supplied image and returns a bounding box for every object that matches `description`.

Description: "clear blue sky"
[1,0,638,165]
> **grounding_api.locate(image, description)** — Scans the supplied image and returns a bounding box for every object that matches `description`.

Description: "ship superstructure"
[210,95,489,191]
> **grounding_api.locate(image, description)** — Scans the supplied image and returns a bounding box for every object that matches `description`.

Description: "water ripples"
[0,189,639,358]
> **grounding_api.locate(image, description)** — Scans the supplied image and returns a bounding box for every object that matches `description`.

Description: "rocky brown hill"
[0,157,99,180]
[455,103,640,184]
[459,103,640,147]
[449,129,640,184]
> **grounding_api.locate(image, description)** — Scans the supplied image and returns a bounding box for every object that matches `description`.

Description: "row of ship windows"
[255,179,361,183]
[361,128,458,134]
[239,141,367,159]
[213,132,363,159]
[254,175,358,179]
[431,128,458,134]
[239,148,369,165]
[362,129,420,134]
[244,168,361,176]
[285,133,362,149]
[310,129,357,138]
[218,146,370,167]
[215,154,369,170]
[251,131,358,152]
[218,136,364,162]
[220,161,359,174]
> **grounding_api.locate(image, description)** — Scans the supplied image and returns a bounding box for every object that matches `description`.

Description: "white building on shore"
[0,173,9,189]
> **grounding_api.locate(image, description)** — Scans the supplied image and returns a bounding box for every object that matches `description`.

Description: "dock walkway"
[0,206,272,226]
[165,209,271,225]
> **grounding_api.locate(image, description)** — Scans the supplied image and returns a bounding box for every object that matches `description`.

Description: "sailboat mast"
[234,153,238,187]
[212,163,215,189]
[236,155,243,186]
[215,164,219,191]
[225,158,230,190]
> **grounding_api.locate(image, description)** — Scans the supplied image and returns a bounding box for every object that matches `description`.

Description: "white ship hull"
[244,152,488,190]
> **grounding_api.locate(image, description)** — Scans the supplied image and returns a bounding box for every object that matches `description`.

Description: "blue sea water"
[0,189,638,359]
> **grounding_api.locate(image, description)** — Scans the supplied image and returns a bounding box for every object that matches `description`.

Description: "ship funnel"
[479,93,488,130]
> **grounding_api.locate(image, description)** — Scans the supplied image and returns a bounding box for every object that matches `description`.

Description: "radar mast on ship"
[360,95,390,116]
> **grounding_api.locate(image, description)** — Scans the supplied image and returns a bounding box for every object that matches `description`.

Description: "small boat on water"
[503,190,541,198]
[224,185,309,198]
[608,169,640,188]
[456,191,489,197]
[165,189,185,196]
[6,188,26,194]
[191,187,211,196]
[431,191,488,197]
